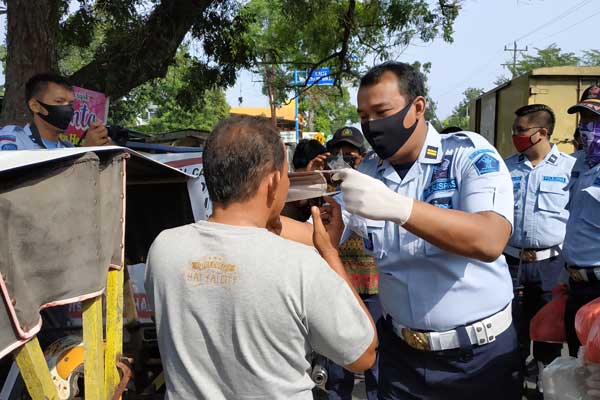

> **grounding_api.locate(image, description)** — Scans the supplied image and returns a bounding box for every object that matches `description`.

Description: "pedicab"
[0,146,208,399]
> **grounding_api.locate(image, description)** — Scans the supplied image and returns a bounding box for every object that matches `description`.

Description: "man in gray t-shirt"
[145,116,376,400]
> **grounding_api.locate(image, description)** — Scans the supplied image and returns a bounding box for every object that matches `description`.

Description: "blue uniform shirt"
[350,124,514,331]
[563,151,600,267]
[0,124,73,150]
[504,145,575,249]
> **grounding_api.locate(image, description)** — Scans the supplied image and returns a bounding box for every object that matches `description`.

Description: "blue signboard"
[307,67,335,86]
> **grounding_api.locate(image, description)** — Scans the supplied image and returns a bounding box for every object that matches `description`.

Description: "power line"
[438,2,593,101]
[437,49,504,99]
[527,7,600,47]
[514,0,592,43]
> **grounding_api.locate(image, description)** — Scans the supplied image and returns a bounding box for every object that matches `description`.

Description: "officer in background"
[324,127,381,400]
[563,85,600,356]
[504,104,575,386]
[333,62,521,399]
[0,73,110,150]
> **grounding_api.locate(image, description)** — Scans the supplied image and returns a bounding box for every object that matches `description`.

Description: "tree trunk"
[69,0,212,99]
[2,0,60,125]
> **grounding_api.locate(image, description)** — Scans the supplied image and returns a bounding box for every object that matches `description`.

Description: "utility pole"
[502,41,528,77]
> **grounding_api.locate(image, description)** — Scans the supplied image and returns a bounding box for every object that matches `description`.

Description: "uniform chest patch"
[473,154,500,175]
[429,197,453,209]
[512,176,522,191]
[424,156,456,199]
[1,143,17,150]
[543,176,566,183]
[363,233,374,251]
[431,157,452,181]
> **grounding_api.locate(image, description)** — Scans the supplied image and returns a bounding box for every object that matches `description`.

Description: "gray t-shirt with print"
[145,221,374,400]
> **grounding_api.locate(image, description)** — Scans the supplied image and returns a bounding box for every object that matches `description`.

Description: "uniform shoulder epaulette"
[442,130,482,148]
[504,153,521,163]
[558,151,576,161]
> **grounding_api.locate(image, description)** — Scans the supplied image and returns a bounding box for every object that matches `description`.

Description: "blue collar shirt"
[349,124,514,331]
[563,151,600,267]
[504,145,575,249]
[0,124,73,150]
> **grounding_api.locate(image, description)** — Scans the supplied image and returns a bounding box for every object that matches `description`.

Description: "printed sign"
[61,86,109,145]
[146,152,212,220]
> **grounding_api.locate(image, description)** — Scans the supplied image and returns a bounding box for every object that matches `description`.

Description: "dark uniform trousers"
[376,317,522,400]
[505,254,563,366]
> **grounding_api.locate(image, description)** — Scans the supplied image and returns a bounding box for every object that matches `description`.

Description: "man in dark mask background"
[0,73,110,150]
[327,62,521,399]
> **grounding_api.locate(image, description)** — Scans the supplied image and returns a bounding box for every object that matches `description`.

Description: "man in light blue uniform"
[0,73,109,151]
[504,104,575,378]
[336,62,521,399]
[563,85,600,356]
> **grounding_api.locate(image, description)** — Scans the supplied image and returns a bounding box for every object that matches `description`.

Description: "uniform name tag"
[543,176,566,183]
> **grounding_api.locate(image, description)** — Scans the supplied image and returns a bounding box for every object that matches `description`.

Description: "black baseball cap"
[327,126,365,152]
[568,84,600,116]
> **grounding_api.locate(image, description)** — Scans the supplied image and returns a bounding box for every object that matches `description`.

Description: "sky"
[225,0,600,120]
[0,0,597,121]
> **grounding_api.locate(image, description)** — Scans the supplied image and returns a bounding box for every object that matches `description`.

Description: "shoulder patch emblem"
[1,143,18,150]
[473,154,500,175]
[548,154,558,164]
[425,145,438,159]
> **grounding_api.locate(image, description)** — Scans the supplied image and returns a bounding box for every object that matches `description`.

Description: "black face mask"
[361,101,418,160]
[35,99,74,131]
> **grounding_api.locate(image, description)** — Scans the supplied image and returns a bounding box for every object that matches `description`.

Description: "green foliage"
[442,87,484,130]
[411,61,440,129]
[120,49,230,133]
[299,86,358,134]
[507,44,580,77]
[581,50,600,66]
[135,86,230,134]
[51,0,255,98]
[241,0,461,106]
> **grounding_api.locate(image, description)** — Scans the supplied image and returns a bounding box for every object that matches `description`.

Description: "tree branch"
[69,0,213,99]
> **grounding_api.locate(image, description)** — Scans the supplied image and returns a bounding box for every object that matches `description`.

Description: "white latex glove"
[334,168,414,225]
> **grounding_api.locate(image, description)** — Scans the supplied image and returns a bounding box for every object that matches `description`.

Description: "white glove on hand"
[334,168,414,225]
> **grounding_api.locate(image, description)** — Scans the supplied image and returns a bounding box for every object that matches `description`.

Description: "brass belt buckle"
[568,268,585,282]
[401,328,431,351]
[520,249,537,262]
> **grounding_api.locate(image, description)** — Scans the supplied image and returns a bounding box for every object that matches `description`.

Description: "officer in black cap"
[324,127,381,400]
[326,126,366,169]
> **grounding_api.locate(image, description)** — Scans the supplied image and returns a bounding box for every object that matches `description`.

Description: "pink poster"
[60,86,109,145]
